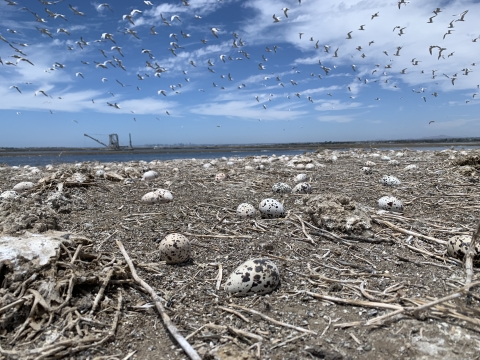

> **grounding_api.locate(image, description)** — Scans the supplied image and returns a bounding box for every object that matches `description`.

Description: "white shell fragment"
[258,198,285,218]
[95,170,105,178]
[0,191,19,200]
[365,161,376,166]
[378,196,404,212]
[272,182,292,194]
[294,173,307,183]
[142,170,159,181]
[381,175,401,186]
[236,203,257,218]
[12,182,34,193]
[292,182,312,194]
[404,165,417,171]
[159,233,190,264]
[305,163,315,170]
[361,167,372,175]
[224,258,280,296]
[215,172,227,181]
[141,189,173,204]
[381,156,391,161]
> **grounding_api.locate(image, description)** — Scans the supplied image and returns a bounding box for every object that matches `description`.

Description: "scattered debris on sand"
[1,147,480,359]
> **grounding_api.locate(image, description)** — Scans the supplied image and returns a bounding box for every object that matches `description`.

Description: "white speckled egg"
[404,164,417,171]
[378,196,404,212]
[381,175,401,186]
[292,182,312,194]
[159,233,190,264]
[12,182,34,193]
[224,258,280,296]
[305,163,315,170]
[142,170,158,181]
[447,235,480,261]
[141,189,173,204]
[294,173,307,183]
[154,189,173,203]
[365,161,376,166]
[272,182,292,194]
[236,203,257,218]
[215,172,227,181]
[0,191,19,200]
[361,167,372,175]
[258,198,285,218]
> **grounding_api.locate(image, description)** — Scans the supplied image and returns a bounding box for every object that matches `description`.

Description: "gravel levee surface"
[1,147,479,359]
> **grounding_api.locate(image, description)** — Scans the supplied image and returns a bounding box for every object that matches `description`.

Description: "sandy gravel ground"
[0,147,480,360]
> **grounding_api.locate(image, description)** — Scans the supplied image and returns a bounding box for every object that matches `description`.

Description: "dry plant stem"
[465,220,480,286]
[228,305,317,335]
[90,267,114,314]
[305,291,403,310]
[115,240,201,360]
[227,326,264,342]
[218,306,250,323]
[184,232,252,239]
[372,217,446,245]
[412,280,480,317]
[71,244,82,263]
[215,263,223,291]
[0,295,32,314]
[293,214,315,245]
[270,334,306,350]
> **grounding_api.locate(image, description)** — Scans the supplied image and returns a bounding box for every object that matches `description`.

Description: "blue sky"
[0,0,479,147]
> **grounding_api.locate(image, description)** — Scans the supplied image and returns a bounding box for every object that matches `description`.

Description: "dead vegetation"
[0,147,480,359]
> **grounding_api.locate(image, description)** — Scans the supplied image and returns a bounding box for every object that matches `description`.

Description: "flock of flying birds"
[1,0,479,125]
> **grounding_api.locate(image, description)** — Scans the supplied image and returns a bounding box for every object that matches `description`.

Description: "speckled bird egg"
[447,235,480,262]
[294,173,307,183]
[142,170,158,181]
[0,191,19,200]
[305,163,315,170]
[153,189,173,203]
[159,233,190,264]
[215,172,227,181]
[378,196,404,212]
[292,182,312,194]
[12,182,34,193]
[141,189,173,204]
[361,167,372,175]
[258,198,285,218]
[224,258,280,296]
[272,182,292,194]
[236,203,257,218]
[381,175,401,186]
[365,161,376,166]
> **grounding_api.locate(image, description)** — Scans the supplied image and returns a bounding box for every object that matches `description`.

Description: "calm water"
[0,149,308,167]
[1,145,478,167]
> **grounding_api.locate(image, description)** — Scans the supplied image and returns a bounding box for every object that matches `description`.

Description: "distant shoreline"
[1,141,480,158]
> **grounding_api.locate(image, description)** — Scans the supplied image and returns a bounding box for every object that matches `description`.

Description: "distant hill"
[419,135,451,140]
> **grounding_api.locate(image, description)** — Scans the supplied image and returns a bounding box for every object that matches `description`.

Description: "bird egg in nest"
[381,175,401,186]
[236,203,257,218]
[292,182,312,194]
[159,233,190,264]
[258,198,285,218]
[224,258,280,296]
[272,182,292,194]
[378,196,404,212]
